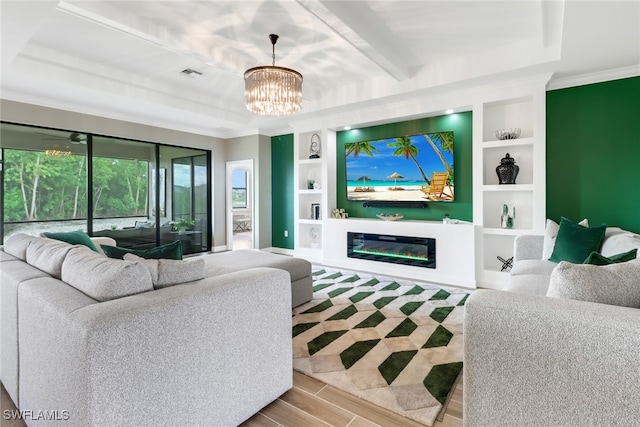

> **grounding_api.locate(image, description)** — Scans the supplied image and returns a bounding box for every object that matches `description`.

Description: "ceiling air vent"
[180,68,203,78]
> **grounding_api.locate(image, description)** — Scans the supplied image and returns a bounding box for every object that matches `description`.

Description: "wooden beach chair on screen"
[421,172,451,200]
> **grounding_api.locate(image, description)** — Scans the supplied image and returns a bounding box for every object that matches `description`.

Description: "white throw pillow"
[62,246,153,301]
[124,253,205,289]
[547,259,640,308]
[542,218,589,260]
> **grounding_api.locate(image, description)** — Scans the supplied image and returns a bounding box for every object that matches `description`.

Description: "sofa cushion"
[547,259,640,308]
[61,246,153,301]
[25,237,75,279]
[583,249,637,266]
[549,218,606,263]
[124,253,205,289]
[503,274,551,295]
[204,249,311,282]
[542,218,588,260]
[510,259,558,277]
[101,240,183,260]
[42,230,99,252]
[600,232,640,258]
[3,233,37,261]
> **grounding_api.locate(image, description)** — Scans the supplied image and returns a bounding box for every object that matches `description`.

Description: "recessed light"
[344,126,351,130]
[445,109,454,115]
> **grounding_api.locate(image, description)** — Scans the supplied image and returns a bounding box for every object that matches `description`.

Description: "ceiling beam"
[0,1,59,72]
[297,0,417,81]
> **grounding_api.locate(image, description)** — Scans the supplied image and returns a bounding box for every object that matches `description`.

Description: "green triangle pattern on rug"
[293,266,470,427]
[424,362,464,404]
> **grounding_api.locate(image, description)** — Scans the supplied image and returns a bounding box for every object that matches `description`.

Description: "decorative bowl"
[376,213,404,221]
[495,128,521,140]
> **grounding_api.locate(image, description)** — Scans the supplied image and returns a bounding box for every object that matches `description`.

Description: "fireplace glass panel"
[347,232,436,269]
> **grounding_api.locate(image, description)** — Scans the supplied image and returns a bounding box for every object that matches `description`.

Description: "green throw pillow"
[42,230,98,252]
[583,249,638,266]
[549,217,606,263]
[101,240,183,260]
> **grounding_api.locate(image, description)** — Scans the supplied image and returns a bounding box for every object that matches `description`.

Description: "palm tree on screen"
[388,136,430,184]
[424,131,454,178]
[345,141,379,158]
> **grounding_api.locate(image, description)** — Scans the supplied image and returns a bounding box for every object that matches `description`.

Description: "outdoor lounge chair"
[421,172,451,200]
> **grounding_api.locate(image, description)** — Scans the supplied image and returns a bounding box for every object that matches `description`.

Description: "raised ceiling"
[1,1,638,138]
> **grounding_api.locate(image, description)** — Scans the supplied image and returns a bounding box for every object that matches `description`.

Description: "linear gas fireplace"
[347,232,436,269]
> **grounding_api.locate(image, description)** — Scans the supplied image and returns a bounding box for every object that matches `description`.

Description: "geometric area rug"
[293,266,470,426]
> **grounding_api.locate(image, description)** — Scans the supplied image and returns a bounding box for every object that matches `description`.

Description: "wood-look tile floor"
[1,372,462,427]
[242,371,463,427]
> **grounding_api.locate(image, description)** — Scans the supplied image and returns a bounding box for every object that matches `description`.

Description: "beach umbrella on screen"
[387,172,404,188]
[356,176,371,187]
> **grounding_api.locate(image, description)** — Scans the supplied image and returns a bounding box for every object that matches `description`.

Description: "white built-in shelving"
[293,129,336,260]
[473,76,550,288]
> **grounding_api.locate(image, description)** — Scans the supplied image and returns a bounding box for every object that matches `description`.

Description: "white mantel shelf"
[318,218,477,289]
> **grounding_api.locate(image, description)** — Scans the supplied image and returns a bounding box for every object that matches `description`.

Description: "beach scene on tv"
[345,131,454,202]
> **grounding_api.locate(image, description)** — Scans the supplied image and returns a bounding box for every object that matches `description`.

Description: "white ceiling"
[1,1,639,139]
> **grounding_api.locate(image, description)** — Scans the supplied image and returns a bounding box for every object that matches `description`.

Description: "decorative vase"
[496,153,519,184]
[501,203,515,229]
[178,228,187,235]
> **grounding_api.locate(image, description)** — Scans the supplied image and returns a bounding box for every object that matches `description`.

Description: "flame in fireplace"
[355,245,429,261]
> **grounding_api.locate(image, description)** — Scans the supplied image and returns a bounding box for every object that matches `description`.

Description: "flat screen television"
[345,131,454,203]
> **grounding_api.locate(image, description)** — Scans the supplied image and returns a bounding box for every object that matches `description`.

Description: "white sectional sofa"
[463,223,640,426]
[505,225,640,295]
[0,234,310,427]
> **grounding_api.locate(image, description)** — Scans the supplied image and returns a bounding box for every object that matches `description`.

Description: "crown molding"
[547,65,640,91]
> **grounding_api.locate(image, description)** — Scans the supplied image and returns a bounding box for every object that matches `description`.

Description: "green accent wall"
[271,134,294,249]
[547,77,640,233]
[336,112,473,221]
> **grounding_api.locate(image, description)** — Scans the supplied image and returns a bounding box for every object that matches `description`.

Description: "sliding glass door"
[167,149,210,255]
[0,123,89,237]
[1,122,211,255]
[90,136,158,249]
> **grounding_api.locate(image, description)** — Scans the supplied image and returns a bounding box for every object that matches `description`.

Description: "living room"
[1,1,639,427]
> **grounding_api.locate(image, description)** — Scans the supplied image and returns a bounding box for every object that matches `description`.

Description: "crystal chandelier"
[244,34,303,116]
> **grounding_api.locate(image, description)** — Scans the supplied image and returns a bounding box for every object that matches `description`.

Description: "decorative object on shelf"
[332,208,348,219]
[307,180,315,189]
[309,227,319,248]
[500,203,515,229]
[443,213,451,224]
[311,203,321,220]
[313,181,320,190]
[497,255,513,271]
[244,34,303,116]
[376,213,404,221]
[309,133,321,159]
[496,153,519,184]
[309,227,319,239]
[495,128,521,140]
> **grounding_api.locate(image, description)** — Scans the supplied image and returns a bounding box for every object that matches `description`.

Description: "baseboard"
[264,247,295,256]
